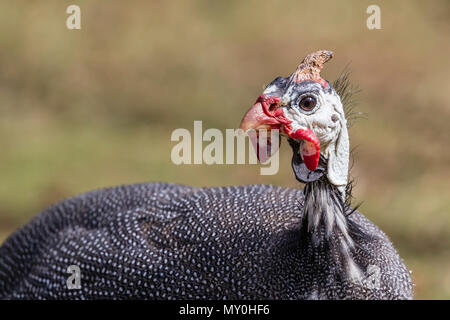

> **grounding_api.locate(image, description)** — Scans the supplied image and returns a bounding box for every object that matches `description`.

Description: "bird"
[0,50,413,300]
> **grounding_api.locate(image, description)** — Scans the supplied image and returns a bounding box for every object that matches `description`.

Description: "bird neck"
[302,178,348,237]
[300,177,362,281]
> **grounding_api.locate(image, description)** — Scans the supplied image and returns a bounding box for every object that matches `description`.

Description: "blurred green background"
[0,0,449,299]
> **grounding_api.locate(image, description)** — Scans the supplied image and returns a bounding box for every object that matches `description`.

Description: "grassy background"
[0,0,449,299]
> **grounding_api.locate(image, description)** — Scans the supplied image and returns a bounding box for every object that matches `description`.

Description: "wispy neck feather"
[301,178,363,282]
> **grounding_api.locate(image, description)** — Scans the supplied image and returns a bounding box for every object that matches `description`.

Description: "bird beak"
[240,102,281,132]
[240,95,286,162]
[240,94,291,131]
[240,94,320,171]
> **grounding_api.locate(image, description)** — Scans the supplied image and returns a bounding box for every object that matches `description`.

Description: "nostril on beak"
[268,102,278,112]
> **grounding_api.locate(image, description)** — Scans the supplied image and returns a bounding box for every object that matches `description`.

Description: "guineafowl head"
[240,50,363,280]
[240,50,349,197]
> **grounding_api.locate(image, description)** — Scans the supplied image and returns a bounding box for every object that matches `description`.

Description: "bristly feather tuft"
[299,177,375,283]
[333,66,366,128]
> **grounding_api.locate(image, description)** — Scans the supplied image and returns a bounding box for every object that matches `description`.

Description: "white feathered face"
[240,72,350,188]
[266,78,345,147]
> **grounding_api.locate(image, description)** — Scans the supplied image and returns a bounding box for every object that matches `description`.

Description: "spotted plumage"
[0,183,412,299]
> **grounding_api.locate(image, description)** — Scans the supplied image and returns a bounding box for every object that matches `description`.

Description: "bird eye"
[299,96,317,111]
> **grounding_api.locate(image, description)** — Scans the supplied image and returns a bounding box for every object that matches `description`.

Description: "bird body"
[0,182,412,299]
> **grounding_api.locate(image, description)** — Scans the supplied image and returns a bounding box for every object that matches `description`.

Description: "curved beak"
[240,94,320,171]
[240,102,282,132]
[239,95,285,163]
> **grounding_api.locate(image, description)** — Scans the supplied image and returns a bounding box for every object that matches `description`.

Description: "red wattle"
[284,127,320,171]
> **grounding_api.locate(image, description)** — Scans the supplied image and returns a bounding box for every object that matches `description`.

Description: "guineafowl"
[0,50,413,300]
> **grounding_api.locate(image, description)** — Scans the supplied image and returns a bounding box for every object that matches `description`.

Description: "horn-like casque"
[291,50,333,84]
